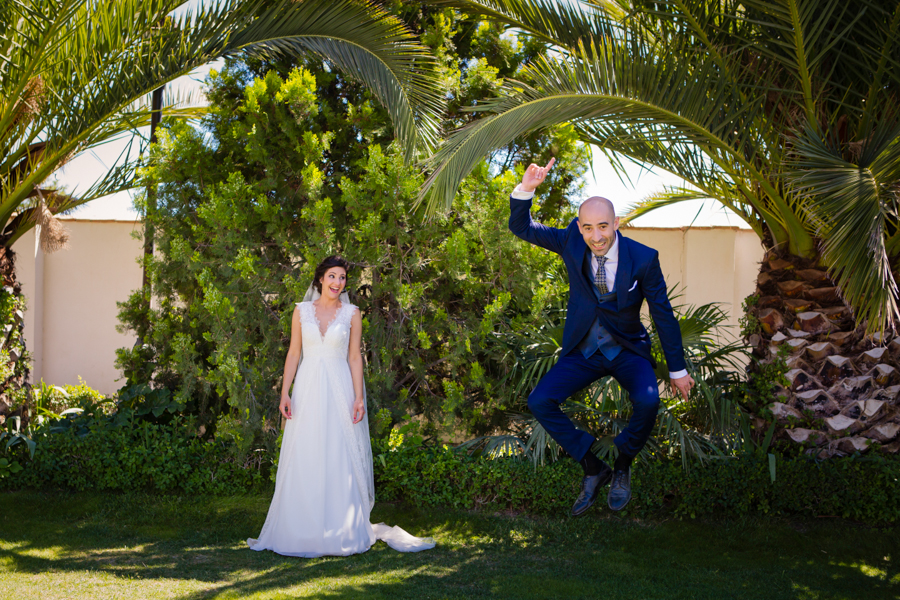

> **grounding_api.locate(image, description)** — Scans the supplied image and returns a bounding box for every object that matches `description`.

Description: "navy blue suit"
[509,195,687,461]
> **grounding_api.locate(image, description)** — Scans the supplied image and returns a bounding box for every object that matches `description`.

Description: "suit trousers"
[527,348,660,462]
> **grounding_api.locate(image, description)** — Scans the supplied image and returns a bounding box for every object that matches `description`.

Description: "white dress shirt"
[511,186,688,380]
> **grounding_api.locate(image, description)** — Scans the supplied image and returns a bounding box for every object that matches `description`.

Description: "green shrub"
[634,453,900,522]
[10,409,896,524]
[0,282,30,408]
[374,445,900,524]
[2,412,265,495]
[32,379,109,419]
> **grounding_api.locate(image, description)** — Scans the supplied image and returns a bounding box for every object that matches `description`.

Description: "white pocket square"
[628,280,638,292]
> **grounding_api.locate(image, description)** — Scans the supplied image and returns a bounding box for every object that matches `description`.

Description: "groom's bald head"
[578,196,616,220]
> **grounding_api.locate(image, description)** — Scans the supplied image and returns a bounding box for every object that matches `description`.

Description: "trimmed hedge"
[374,446,900,524]
[5,416,898,524]
[2,417,264,495]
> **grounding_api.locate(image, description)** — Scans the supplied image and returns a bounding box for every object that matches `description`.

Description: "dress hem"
[247,538,375,558]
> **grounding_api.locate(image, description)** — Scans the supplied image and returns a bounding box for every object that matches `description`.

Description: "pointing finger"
[545,157,556,171]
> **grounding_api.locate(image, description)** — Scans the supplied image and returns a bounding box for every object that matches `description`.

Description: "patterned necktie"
[595,255,609,294]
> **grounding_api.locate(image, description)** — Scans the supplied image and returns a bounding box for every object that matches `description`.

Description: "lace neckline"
[311,300,344,339]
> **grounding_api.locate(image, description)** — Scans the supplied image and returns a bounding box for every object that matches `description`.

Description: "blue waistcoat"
[577,288,622,360]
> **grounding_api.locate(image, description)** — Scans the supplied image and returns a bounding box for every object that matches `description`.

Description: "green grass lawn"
[0,491,896,599]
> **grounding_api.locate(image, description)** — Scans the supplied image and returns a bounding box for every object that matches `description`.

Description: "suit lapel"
[580,241,602,300]
[615,231,631,311]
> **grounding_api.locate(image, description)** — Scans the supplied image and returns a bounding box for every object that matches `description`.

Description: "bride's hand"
[279,393,292,420]
[352,398,366,424]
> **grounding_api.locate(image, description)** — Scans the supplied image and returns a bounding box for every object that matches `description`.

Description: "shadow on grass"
[1,491,898,600]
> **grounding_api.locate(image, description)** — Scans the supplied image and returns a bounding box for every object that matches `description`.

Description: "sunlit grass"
[0,491,897,599]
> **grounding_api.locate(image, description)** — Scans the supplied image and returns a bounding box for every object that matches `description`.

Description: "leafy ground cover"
[0,491,896,599]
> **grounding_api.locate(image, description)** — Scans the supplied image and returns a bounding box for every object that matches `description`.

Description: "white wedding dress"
[248,300,434,557]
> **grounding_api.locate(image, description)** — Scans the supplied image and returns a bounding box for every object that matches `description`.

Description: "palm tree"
[419,0,900,456]
[0,0,443,410]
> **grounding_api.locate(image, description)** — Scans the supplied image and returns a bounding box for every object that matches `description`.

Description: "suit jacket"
[509,196,687,372]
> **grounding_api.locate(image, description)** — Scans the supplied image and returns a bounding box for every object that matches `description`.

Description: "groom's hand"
[519,157,556,192]
[671,374,695,401]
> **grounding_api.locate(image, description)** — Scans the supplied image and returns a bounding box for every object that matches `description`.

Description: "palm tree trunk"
[746,249,900,456]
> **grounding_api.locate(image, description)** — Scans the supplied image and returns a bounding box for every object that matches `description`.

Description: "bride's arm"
[348,308,366,424]
[279,307,303,419]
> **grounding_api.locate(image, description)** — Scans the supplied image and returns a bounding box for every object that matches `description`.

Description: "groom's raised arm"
[508,158,567,255]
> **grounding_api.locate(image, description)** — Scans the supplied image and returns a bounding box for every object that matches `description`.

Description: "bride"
[248,255,434,557]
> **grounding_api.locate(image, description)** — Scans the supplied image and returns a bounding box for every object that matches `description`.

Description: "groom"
[509,158,695,515]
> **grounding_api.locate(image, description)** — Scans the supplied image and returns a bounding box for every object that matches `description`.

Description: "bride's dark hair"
[312,255,351,293]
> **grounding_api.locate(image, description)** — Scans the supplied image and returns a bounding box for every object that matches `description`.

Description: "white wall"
[17,220,144,395]
[627,226,763,337]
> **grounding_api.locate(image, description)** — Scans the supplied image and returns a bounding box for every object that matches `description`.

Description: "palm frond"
[422,0,619,49]
[1,0,444,234]
[786,121,900,334]
[455,433,526,458]
[620,185,762,236]
[734,0,874,118]
[417,33,772,216]
[223,0,444,160]
[523,416,561,466]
